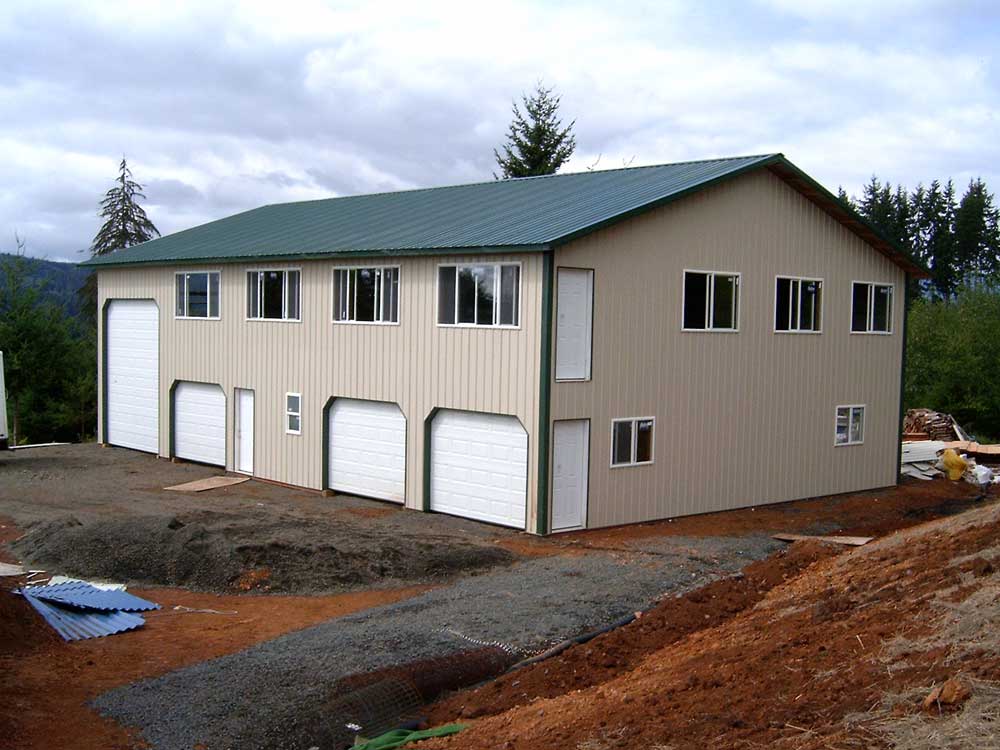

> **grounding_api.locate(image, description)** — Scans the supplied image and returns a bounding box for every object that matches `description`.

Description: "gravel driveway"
[93,533,780,749]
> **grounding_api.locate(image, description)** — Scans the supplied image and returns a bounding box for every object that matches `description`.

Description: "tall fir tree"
[954,178,1000,283]
[79,158,160,319]
[494,84,576,179]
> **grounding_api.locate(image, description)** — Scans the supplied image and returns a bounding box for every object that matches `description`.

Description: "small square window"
[775,276,822,333]
[611,417,655,467]
[175,271,221,319]
[683,271,739,331]
[835,405,865,446]
[286,393,301,435]
[851,282,893,333]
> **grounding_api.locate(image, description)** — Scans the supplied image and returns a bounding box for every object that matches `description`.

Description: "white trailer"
[0,351,8,450]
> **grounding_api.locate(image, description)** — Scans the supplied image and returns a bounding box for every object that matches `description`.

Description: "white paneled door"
[106,300,159,453]
[555,268,594,381]
[328,399,406,502]
[235,389,254,475]
[552,419,589,531]
[430,410,528,529]
[173,382,226,466]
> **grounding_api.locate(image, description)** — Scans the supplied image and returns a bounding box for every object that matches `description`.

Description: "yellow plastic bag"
[941,448,968,481]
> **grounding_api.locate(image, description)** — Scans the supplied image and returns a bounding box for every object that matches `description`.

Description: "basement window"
[775,277,822,332]
[682,271,740,331]
[851,282,893,333]
[437,263,520,327]
[835,405,865,446]
[333,267,400,324]
[247,269,301,321]
[175,271,220,319]
[611,417,655,467]
[285,393,301,435]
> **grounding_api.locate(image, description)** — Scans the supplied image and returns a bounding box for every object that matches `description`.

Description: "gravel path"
[93,534,780,749]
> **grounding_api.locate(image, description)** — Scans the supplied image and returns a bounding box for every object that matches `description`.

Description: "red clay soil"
[423,488,1000,750]
[0,579,429,750]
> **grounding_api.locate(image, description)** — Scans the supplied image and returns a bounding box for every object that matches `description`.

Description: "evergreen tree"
[494,84,576,179]
[79,158,160,318]
[954,178,1000,284]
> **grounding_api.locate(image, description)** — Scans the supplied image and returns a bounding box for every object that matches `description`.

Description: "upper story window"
[175,271,220,319]
[247,269,300,321]
[438,263,520,327]
[775,276,822,333]
[851,282,893,334]
[333,267,399,324]
[682,271,740,331]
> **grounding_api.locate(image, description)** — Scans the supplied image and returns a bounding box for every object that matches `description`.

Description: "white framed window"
[682,270,740,331]
[247,269,301,321]
[775,276,822,333]
[333,266,400,324]
[437,263,520,327]
[175,271,221,319]
[835,405,865,446]
[851,281,893,334]
[610,417,655,467]
[285,393,301,435]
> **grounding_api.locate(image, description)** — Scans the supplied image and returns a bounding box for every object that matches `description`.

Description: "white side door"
[552,419,589,531]
[555,268,594,381]
[328,399,406,502]
[235,389,254,475]
[174,382,226,466]
[106,300,159,453]
[430,410,528,528]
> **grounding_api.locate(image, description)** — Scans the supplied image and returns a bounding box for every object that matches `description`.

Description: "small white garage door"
[328,399,406,503]
[430,410,527,528]
[106,300,159,453]
[174,382,226,466]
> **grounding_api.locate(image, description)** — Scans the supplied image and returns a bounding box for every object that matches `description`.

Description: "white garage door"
[328,399,406,503]
[174,382,226,466]
[106,300,159,453]
[430,410,527,528]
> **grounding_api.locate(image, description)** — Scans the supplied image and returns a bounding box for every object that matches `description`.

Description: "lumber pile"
[902,409,968,442]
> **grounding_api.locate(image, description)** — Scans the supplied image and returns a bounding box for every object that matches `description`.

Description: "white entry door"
[328,399,406,502]
[552,419,589,531]
[430,410,528,528]
[106,300,159,453]
[235,389,254,475]
[173,382,226,466]
[555,268,594,381]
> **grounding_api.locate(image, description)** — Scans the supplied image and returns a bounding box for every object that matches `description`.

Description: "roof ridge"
[270,153,780,208]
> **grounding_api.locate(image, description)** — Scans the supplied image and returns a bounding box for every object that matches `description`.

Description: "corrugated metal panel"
[18,590,146,641]
[85,156,777,266]
[551,169,906,528]
[24,581,159,612]
[96,253,544,530]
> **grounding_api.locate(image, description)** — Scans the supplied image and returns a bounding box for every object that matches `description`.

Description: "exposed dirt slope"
[423,490,1000,749]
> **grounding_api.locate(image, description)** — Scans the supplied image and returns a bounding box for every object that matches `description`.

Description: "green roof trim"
[82,153,927,276]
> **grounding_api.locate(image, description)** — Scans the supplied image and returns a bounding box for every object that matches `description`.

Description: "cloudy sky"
[2,0,997,262]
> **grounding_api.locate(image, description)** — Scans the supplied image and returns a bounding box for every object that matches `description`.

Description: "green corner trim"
[535,251,555,535]
[321,397,333,491]
[422,409,437,512]
[896,274,911,482]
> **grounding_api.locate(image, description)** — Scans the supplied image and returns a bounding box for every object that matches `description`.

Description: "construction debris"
[164,475,250,492]
[901,441,948,480]
[903,409,969,442]
[0,562,25,577]
[772,533,873,547]
[901,441,999,485]
[923,678,973,712]
[16,581,159,641]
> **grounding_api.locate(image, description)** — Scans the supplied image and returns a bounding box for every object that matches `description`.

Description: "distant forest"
[0,253,90,318]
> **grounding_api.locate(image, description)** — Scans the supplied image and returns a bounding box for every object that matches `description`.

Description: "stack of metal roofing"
[16,581,159,641]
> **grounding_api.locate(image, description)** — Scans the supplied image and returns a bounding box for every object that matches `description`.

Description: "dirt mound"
[0,585,61,657]
[422,495,1000,749]
[11,513,515,594]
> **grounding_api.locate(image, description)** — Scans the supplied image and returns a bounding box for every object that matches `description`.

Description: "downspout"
[896,273,911,482]
[535,250,555,535]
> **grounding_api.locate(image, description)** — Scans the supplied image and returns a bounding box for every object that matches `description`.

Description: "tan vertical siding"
[98,254,543,528]
[552,170,906,529]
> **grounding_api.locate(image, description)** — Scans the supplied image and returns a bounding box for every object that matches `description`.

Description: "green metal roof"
[82,153,925,275]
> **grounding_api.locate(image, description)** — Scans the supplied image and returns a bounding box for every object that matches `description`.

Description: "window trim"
[609,416,656,468]
[680,269,741,333]
[849,280,894,335]
[331,265,402,326]
[435,261,523,330]
[285,392,302,436]
[834,404,866,447]
[245,267,303,323]
[773,275,824,334]
[174,270,222,320]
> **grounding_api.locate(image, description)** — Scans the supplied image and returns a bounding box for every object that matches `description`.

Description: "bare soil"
[421,485,1000,750]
